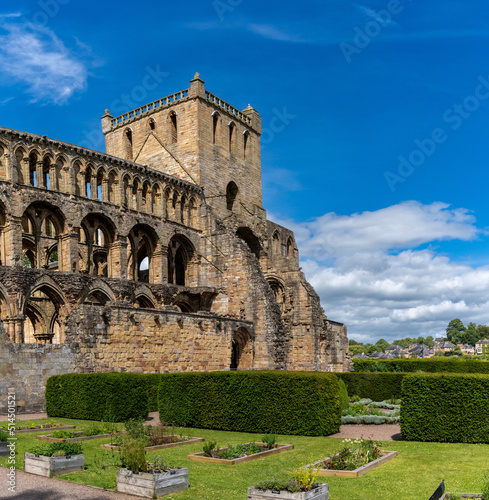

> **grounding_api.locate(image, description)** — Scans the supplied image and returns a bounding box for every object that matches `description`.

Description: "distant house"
[432,340,454,354]
[385,344,409,358]
[475,339,489,355]
[409,343,431,358]
[353,353,370,359]
[456,343,475,355]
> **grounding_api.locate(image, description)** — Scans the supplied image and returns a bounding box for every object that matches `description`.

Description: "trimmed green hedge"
[337,372,406,400]
[401,373,489,443]
[144,373,162,412]
[46,373,149,421]
[158,371,341,436]
[353,358,489,373]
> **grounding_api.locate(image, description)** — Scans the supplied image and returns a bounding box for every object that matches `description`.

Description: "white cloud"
[247,24,306,42]
[0,18,88,104]
[271,201,489,343]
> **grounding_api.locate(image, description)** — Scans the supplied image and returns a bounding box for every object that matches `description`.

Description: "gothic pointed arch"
[230,327,254,370]
[126,224,160,283]
[168,234,197,286]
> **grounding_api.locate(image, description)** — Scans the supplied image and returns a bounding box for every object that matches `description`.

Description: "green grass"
[1,417,488,499]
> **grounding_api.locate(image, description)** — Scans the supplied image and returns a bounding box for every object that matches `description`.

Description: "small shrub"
[52,450,66,457]
[124,418,149,441]
[255,478,301,493]
[120,436,147,473]
[50,430,75,439]
[350,394,361,403]
[338,379,350,410]
[262,434,277,449]
[0,430,9,442]
[293,465,319,491]
[203,441,218,457]
[217,443,262,460]
[148,454,174,473]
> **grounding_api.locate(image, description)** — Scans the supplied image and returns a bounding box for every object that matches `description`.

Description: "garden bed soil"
[247,483,329,500]
[36,432,115,442]
[116,467,189,498]
[11,425,76,434]
[188,442,294,465]
[101,435,204,452]
[309,450,398,477]
[24,452,84,477]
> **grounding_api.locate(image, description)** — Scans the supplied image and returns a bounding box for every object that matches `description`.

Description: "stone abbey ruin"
[0,74,351,413]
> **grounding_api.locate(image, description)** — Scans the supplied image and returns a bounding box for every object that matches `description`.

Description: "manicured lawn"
[1,417,488,499]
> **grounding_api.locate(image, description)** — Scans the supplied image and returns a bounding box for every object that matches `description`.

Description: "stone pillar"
[36,161,44,189]
[22,158,30,186]
[49,163,57,191]
[6,216,23,267]
[102,179,109,203]
[152,248,167,284]
[59,232,79,273]
[90,174,98,200]
[111,237,128,279]
[12,316,25,343]
[136,187,143,212]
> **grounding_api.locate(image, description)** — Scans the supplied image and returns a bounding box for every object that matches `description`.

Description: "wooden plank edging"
[101,436,204,451]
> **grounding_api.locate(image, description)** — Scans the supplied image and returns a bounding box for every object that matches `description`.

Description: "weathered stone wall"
[0,74,351,413]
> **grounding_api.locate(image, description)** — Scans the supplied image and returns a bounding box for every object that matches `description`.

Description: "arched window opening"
[0,144,6,179]
[168,235,195,287]
[212,113,220,144]
[123,176,130,208]
[188,198,197,227]
[229,123,236,154]
[55,158,64,191]
[230,328,253,370]
[272,232,281,255]
[96,170,104,201]
[29,153,37,187]
[85,167,92,199]
[226,182,238,211]
[268,278,286,314]
[286,237,294,257]
[79,215,115,277]
[152,185,161,216]
[84,290,110,306]
[124,128,133,160]
[127,225,158,283]
[47,245,59,270]
[243,131,250,161]
[23,249,35,268]
[134,295,154,308]
[132,179,140,211]
[169,112,177,144]
[142,183,150,213]
[236,227,261,259]
[43,157,51,189]
[148,118,156,131]
[108,171,117,204]
[24,287,64,344]
[15,149,25,184]
[180,194,187,224]
[73,161,82,196]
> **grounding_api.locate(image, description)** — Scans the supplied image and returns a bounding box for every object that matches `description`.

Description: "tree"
[476,324,489,340]
[425,336,434,348]
[375,339,390,352]
[446,319,466,343]
[463,322,479,346]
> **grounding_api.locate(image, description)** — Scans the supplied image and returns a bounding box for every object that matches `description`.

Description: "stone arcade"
[0,74,351,413]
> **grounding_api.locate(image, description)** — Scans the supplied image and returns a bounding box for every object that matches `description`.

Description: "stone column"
[59,232,79,273]
[5,216,23,267]
[110,237,128,279]
[22,158,30,186]
[49,163,57,191]
[152,248,167,284]
[102,178,109,203]
[36,161,44,188]
[12,316,25,343]
[90,174,98,200]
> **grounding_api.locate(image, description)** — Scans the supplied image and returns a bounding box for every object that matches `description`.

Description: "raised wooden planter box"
[248,483,329,500]
[0,441,9,457]
[36,432,114,442]
[101,435,204,451]
[24,452,84,477]
[116,467,189,498]
[188,442,294,465]
[11,425,76,434]
[308,450,397,478]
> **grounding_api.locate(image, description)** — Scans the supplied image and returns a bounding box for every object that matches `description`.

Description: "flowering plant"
[322,438,381,471]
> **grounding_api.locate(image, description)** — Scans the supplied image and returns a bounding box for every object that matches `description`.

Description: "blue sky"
[1,0,489,343]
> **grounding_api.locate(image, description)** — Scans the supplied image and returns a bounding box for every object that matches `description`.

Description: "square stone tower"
[102,73,263,219]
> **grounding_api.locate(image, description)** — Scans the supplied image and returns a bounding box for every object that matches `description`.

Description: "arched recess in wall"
[212,111,220,144]
[24,280,65,344]
[168,111,178,144]
[134,292,155,309]
[0,201,7,266]
[78,213,116,276]
[124,128,133,161]
[0,284,11,341]
[21,202,65,271]
[229,122,236,155]
[0,142,7,179]
[236,227,261,259]
[167,234,196,287]
[172,292,196,313]
[267,276,286,315]
[127,224,159,283]
[286,237,295,258]
[226,182,238,211]
[107,170,118,205]
[243,130,250,161]
[230,327,254,370]
[271,231,281,255]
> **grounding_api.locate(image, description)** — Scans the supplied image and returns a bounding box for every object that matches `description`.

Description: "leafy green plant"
[254,477,302,493]
[0,430,9,442]
[338,378,350,410]
[50,430,75,439]
[293,465,319,491]
[262,434,277,449]
[120,436,147,473]
[482,471,489,500]
[124,418,149,441]
[203,440,218,457]
[217,443,262,460]
[28,442,83,457]
[147,454,174,473]
[322,438,381,471]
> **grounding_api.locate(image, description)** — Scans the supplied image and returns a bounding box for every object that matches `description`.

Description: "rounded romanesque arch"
[21,202,65,271]
[226,181,238,211]
[230,327,254,370]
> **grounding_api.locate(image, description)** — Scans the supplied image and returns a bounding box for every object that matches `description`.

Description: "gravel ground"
[329,423,402,441]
